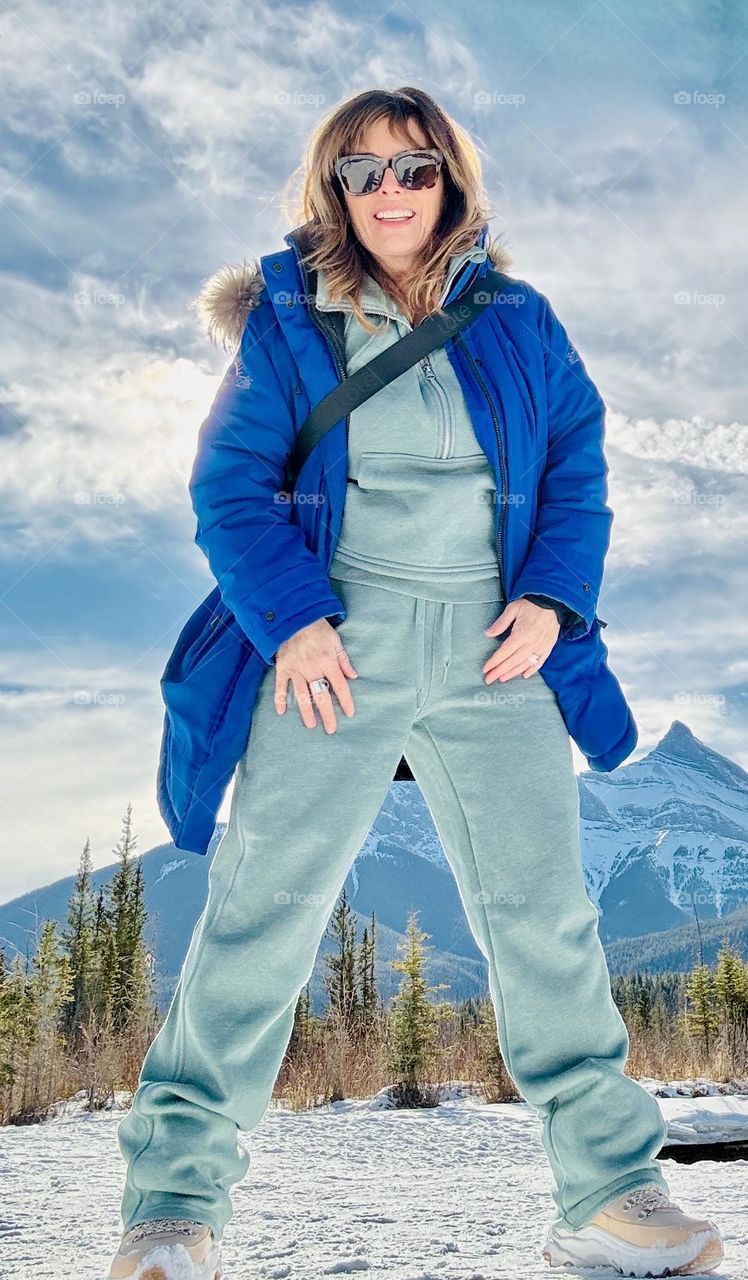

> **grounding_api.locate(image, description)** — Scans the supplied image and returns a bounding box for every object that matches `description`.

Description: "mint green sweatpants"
[117,573,669,1240]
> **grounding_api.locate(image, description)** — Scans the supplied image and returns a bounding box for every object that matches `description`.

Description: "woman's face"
[338,116,444,279]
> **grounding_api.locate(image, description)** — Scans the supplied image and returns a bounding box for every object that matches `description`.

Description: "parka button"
[264,609,276,620]
[272,262,283,272]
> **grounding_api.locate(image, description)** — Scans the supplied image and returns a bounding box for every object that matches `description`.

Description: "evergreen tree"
[714,942,748,1057]
[25,922,73,1118]
[0,952,36,1123]
[684,964,719,1055]
[108,805,138,1033]
[289,983,314,1060]
[126,859,154,1034]
[650,991,669,1038]
[357,911,378,1030]
[632,976,654,1033]
[476,997,513,1095]
[60,837,97,1044]
[324,888,358,1032]
[389,911,448,1104]
[103,805,153,1037]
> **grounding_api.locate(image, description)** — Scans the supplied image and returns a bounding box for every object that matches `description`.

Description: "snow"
[578,722,748,915]
[153,858,190,886]
[1,1084,747,1278]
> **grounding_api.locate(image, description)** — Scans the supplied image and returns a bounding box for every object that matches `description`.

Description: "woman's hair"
[282,86,508,334]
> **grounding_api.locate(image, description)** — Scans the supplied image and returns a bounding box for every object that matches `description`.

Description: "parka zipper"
[292,249,350,411]
[290,255,350,532]
[454,334,507,601]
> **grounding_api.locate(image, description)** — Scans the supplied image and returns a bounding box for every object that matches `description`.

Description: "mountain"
[2,720,747,1006]
[577,720,748,941]
[0,783,486,1012]
[604,902,748,976]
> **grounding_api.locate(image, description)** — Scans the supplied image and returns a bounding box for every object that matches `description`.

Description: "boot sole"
[136,1271,221,1280]
[135,1270,221,1280]
[541,1222,724,1276]
[110,1237,223,1279]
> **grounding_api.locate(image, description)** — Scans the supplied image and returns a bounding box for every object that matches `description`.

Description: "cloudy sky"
[1,0,746,900]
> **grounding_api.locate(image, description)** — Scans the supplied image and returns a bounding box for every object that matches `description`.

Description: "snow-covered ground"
[1,1081,747,1279]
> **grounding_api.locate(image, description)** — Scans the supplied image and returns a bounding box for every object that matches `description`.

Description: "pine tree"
[289,983,314,1059]
[126,859,154,1034]
[714,942,748,1059]
[108,805,138,1034]
[357,911,378,1031]
[324,888,359,1032]
[389,911,448,1105]
[651,991,669,1038]
[476,997,513,1097]
[684,964,719,1056]
[94,886,118,1028]
[25,922,73,1118]
[60,838,97,1045]
[631,976,654,1033]
[103,805,153,1038]
[0,952,36,1123]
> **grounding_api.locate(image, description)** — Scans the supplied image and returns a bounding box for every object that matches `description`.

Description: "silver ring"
[309,677,329,694]
[528,652,540,665]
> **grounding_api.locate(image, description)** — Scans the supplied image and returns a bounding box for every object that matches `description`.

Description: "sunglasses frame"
[334,147,444,195]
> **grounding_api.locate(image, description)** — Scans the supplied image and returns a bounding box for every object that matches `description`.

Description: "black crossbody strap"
[287,265,510,485]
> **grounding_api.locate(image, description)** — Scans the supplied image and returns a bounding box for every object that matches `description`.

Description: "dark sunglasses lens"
[394,153,440,189]
[337,157,382,195]
[337,152,441,194]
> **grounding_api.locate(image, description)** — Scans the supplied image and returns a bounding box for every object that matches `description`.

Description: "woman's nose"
[379,164,406,193]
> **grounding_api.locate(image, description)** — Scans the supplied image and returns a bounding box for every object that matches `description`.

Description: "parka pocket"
[167,602,235,683]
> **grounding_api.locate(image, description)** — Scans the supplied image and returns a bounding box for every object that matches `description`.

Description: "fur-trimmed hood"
[188,226,514,353]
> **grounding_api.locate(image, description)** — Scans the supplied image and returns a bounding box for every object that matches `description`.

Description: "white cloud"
[2,0,747,895]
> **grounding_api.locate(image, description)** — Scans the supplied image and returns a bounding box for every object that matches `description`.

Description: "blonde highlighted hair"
[281,86,511,334]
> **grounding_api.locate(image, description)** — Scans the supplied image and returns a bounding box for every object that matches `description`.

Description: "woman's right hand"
[273,618,358,732]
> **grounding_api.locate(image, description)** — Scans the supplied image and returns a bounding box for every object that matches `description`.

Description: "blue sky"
[1,0,747,899]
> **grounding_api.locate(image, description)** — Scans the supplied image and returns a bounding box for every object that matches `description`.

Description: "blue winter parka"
[158,218,637,855]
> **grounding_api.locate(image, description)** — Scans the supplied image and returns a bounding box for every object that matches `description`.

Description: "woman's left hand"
[482,597,560,683]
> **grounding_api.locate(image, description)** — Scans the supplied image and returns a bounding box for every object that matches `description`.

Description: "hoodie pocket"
[340,450,499,574]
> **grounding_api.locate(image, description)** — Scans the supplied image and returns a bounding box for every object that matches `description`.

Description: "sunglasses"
[334,148,444,196]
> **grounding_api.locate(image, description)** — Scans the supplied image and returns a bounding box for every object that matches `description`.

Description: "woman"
[109,88,723,1280]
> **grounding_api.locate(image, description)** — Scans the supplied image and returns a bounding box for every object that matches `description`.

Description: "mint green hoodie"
[319,245,504,603]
